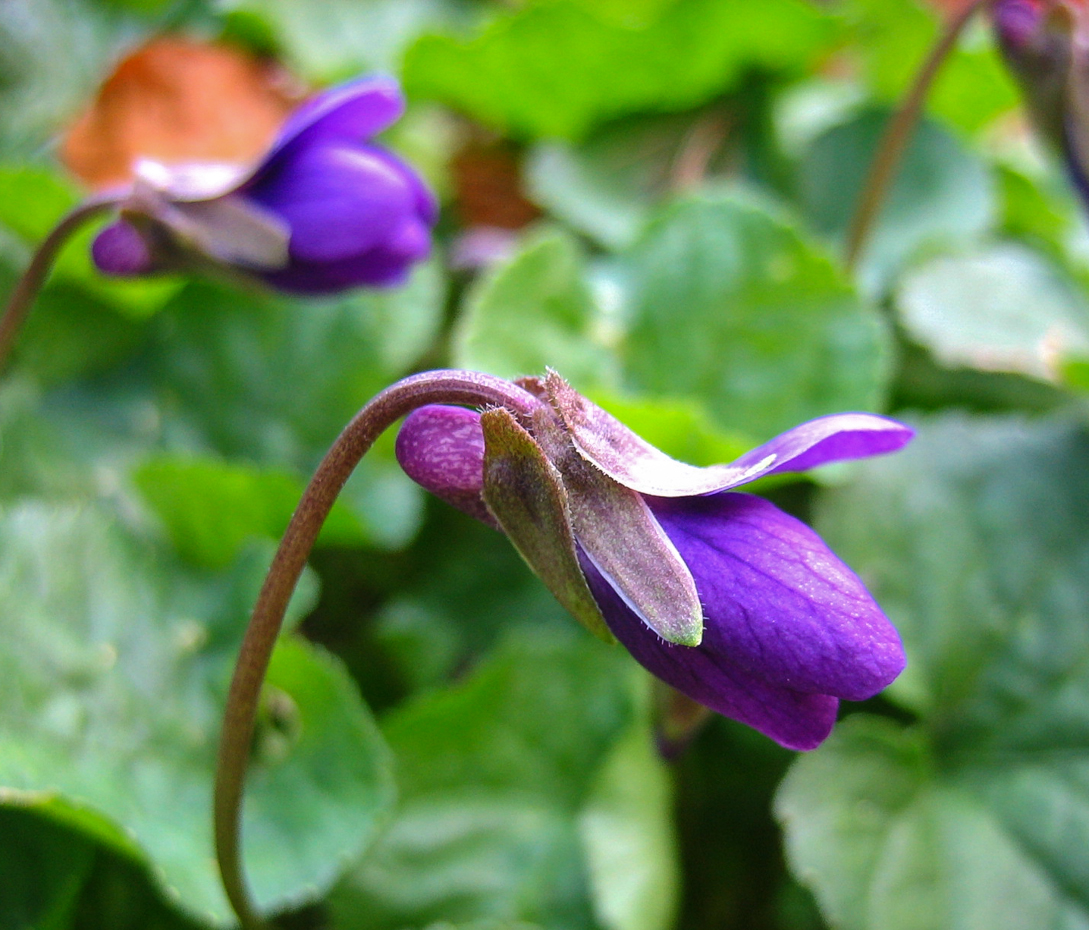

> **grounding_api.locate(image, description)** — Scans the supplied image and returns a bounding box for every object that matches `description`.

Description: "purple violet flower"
[90,75,437,294]
[991,0,1089,204]
[394,372,912,751]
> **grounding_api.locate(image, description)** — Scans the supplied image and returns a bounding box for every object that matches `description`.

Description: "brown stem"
[0,195,120,374]
[844,0,990,271]
[213,370,541,929]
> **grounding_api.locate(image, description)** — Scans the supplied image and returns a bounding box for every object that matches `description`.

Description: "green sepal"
[532,403,704,648]
[480,407,616,644]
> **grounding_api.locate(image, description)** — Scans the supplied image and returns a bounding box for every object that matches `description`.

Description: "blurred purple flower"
[991,0,1089,203]
[395,373,911,751]
[91,75,436,294]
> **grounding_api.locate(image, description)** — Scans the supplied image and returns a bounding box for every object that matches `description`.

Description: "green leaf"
[797,109,996,293]
[149,265,445,549]
[0,0,122,157]
[621,189,891,440]
[134,455,369,569]
[219,0,468,82]
[0,807,96,930]
[586,392,753,467]
[404,0,834,140]
[840,0,1020,134]
[777,414,1089,930]
[329,629,676,930]
[453,228,616,391]
[0,502,395,925]
[578,719,679,930]
[776,718,1066,930]
[895,244,1089,381]
[526,112,722,251]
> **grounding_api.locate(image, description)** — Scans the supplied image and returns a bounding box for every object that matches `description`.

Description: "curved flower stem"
[0,194,121,374]
[213,369,541,930]
[844,0,990,272]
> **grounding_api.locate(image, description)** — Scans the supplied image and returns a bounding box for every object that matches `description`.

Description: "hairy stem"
[213,370,541,929]
[844,0,990,271]
[0,195,121,373]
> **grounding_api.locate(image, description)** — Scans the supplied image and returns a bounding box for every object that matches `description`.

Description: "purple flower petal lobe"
[395,405,495,527]
[646,492,905,701]
[580,549,840,751]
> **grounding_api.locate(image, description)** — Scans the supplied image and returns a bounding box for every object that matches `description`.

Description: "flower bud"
[91,75,437,294]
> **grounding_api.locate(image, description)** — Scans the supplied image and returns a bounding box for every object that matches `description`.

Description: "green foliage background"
[2,1,1088,928]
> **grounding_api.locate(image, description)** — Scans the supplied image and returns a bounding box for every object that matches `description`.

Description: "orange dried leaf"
[61,36,306,190]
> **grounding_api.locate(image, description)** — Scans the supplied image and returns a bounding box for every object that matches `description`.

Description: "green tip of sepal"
[480,406,616,645]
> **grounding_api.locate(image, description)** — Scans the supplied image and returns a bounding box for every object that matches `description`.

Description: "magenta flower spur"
[396,373,912,751]
[90,74,437,293]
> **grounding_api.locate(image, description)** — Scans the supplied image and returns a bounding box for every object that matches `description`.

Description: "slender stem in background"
[0,195,121,373]
[213,370,541,930]
[844,0,991,271]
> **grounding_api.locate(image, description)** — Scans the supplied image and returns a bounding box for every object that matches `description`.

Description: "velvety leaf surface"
[329,630,678,930]
[134,455,368,568]
[0,501,394,925]
[895,244,1089,381]
[621,190,891,440]
[453,228,616,391]
[219,0,465,81]
[525,112,726,251]
[148,264,443,548]
[797,109,996,293]
[777,414,1089,930]
[404,0,834,140]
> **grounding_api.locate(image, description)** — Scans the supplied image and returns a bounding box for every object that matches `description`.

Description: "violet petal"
[580,549,839,751]
[395,405,495,527]
[549,372,912,497]
[247,144,420,264]
[645,492,905,701]
[91,220,155,276]
[264,75,405,164]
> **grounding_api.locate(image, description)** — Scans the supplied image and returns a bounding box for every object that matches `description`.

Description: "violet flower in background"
[91,75,437,293]
[991,0,1089,203]
[395,372,912,751]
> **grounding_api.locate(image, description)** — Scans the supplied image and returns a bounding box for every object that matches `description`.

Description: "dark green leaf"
[777,414,1089,930]
[622,189,891,439]
[0,502,394,925]
[798,109,996,293]
[330,629,677,930]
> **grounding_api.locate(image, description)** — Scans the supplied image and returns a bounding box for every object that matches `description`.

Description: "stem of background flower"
[844,0,990,272]
[213,369,542,930]
[0,195,121,374]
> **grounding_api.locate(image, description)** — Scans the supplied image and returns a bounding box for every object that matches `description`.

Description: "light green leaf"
[134,455,369,569]
[777,718,1066,930]
[219,0,468,82]
[840,0,1019,134]
[526,112,721,251]
[579,719,679,930]
[453,227,616,391]
[404,0,834,140]
[895,244,1089,381]
[621,189,891,440]
[0,502,395,925]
